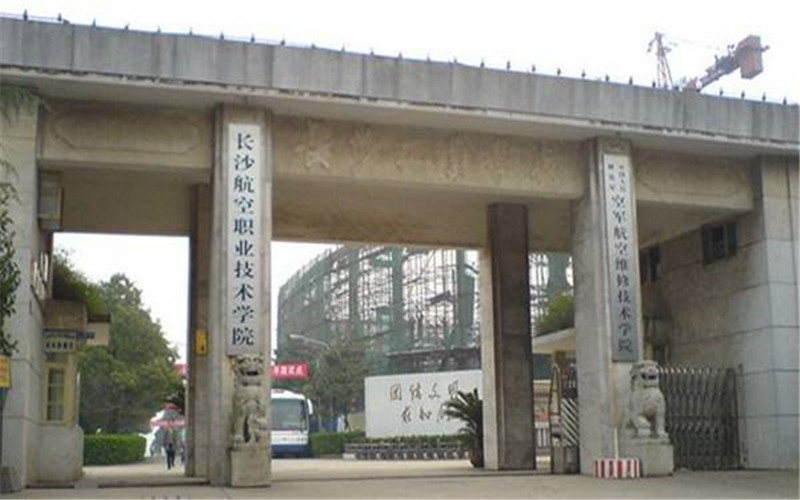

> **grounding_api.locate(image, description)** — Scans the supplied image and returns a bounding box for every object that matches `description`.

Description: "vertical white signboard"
[226,124,263,355]
[602,154,640,362]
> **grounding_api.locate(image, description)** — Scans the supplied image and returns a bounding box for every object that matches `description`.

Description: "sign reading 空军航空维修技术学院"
[602,153,640,363]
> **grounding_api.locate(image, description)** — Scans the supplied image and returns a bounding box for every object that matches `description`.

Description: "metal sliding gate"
[548,362,579,473]
[658,366,740,470]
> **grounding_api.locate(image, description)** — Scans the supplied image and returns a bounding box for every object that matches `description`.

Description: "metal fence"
[658,366,739,470]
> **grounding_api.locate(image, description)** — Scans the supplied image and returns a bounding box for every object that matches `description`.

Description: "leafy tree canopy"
[53,255,182,434]
[0,182,20,355]
[304,336,370,430]
[0,85,37,355]
[534,292,574,335]
[52,251,107,317]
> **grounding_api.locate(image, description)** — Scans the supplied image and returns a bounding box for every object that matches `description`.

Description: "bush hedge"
[363,434,461,447]
[311,432,466,456]
[310,431,365,456]
[84,434,146,465]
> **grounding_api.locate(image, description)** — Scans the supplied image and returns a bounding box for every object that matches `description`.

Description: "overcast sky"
[11,0,798,361]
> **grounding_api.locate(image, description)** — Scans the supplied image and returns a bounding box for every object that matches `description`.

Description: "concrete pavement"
[12,458,799,499]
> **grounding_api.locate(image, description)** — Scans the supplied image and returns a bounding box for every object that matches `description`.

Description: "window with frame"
[46,367,66,421]
[639,246,662,283]
[702,222,738,264]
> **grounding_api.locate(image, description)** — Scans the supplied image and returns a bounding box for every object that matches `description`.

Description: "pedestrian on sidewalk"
[164,430,176,470]
[166,442,176,469]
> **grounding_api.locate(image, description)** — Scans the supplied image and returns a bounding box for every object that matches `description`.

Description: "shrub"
[310,431,365,456]
[84,434,146,465]
[363,434,461,447]
[535,292,574,335]
[443,389,484,467]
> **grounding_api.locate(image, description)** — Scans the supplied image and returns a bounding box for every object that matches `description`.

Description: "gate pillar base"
[229,447,271,487]
[0,466,21,493]
[551,446,580,474]
[619,440,674,476]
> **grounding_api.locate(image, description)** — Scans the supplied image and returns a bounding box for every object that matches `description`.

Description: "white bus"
[271,388,313,457]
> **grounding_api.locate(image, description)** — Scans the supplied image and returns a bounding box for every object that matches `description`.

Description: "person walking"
[166,442,176,469]
[164,429,176,470]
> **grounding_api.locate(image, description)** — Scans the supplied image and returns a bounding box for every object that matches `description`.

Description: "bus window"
[271,399,307,431]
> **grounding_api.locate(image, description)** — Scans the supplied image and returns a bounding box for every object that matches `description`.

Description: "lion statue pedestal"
[229,355,271,487]
[618,360,674,477]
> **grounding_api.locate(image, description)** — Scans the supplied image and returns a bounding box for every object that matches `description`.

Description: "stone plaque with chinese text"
[602,153,640,362]
[365,370,482,438]
[226,124,263,355]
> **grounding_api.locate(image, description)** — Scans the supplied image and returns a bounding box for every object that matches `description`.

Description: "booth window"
[702,222,738,264]
[46,367,66,421]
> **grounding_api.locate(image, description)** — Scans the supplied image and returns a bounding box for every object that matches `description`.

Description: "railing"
[344,425,551,461]
[343,441,466,460]
[659,366,739,470]
[535,423,551,451]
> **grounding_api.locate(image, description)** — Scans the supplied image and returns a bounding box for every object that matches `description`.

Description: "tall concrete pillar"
[480,203,536,470]
[737,156,798,468]
[186,185,211,477]
[207,106,273,486]
[1,103,43,489]
[571,138,643,474]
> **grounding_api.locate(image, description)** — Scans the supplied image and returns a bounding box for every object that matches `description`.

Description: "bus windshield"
[271,399,307,431]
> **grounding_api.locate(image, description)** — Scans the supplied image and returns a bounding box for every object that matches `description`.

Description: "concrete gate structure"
[0,16,797,487]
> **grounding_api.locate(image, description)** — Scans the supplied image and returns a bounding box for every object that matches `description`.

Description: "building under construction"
[276,246,571,375]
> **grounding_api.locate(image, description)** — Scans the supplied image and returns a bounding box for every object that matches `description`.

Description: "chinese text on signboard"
[271,363,309,380]
[603,154,640,362]
[226,124,263,355]
[365,370,482,438]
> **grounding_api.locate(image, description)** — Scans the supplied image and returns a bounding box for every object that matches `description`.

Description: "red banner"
[271,362,310,380]
[150,418,185,429]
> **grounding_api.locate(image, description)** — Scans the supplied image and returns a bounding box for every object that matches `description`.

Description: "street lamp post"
[288,333,330,350]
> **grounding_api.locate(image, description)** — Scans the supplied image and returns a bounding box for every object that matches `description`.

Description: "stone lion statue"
[232,355,269,447]
[624,360,669,441]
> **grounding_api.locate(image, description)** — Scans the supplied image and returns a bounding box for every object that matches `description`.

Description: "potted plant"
[442,389,483,468]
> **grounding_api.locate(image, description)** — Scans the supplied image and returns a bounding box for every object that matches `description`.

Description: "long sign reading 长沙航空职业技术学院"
[602,153,640,362]
[226,124,263,355]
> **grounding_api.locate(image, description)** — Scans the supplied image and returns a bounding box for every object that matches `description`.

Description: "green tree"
[0,85,37,356]
[52,251,107,317]
[65,267,181,434]
[0,179,20,355]
[534,292,574,335]
[305,336,369,430]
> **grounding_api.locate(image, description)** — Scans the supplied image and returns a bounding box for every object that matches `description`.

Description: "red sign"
[271,362,309,380]
[150,418,185,429]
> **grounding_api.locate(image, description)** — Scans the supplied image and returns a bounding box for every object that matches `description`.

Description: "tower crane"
[647,32,674,89]
[648,32,769,91]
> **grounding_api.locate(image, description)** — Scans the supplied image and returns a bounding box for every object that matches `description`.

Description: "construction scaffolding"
[277,246,571,375]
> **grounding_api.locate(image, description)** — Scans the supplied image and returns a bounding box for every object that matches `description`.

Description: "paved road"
[12,458,799,499]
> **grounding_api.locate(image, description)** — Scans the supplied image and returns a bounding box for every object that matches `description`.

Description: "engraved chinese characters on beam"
[227,124,263,355]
